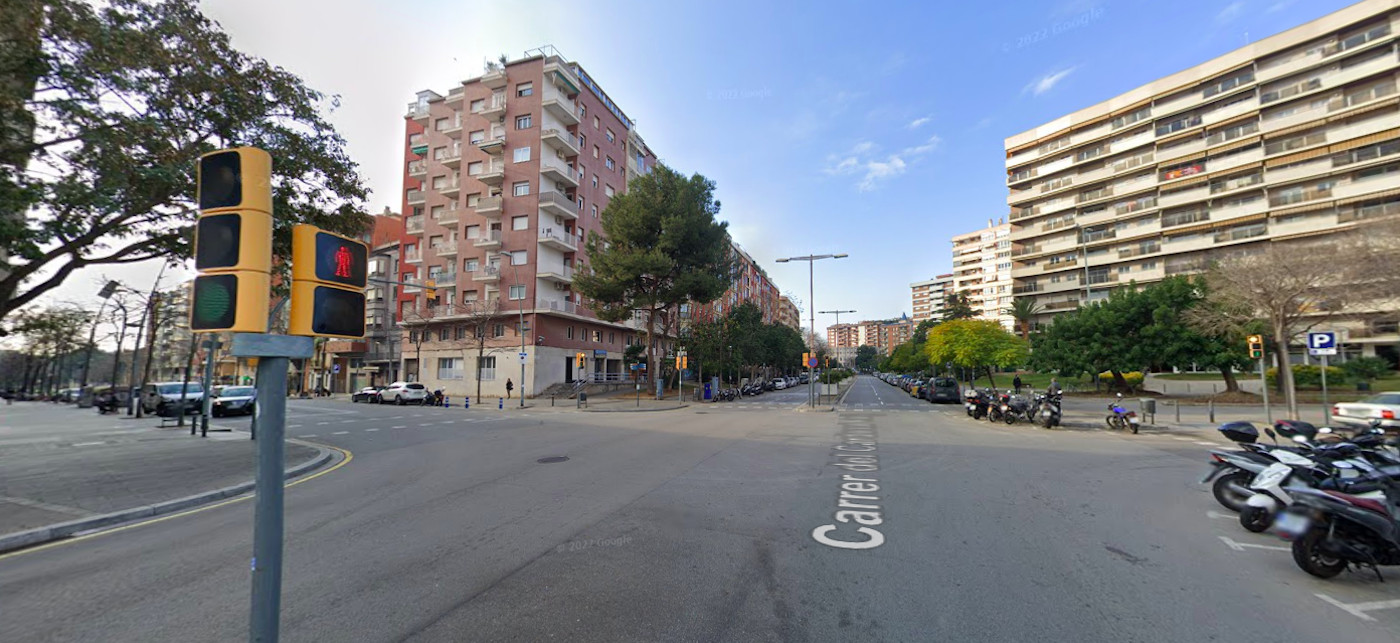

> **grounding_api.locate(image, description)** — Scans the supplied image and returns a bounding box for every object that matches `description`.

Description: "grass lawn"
[994,372,1095,392]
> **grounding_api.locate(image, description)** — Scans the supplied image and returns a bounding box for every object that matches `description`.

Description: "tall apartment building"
[777,295,801,329]
[827,323,859,348]
[692,241,782,323]
[910,273,954,324]
[1006,0,1400,358]
[400,48,659,397]
[952,220,1015,330]
[324,210,406,392]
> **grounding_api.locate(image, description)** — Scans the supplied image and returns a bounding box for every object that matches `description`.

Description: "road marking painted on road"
[392,425,407,429]
[302,434,317,438]
[1172,437,1194,442]
[1315,594,1400,622]
[1194,441,1214,446]
[331,431,349,435]
[72,441,105,447]
[0,495,93,517]
[365,428,379,432]
[317,422,330,425]
[287,424,302,428]
[1218,535,1289,552]
[1206,510,1234,520]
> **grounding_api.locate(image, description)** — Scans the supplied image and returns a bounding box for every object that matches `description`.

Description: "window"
[512,181,530,196]
[408,330,419,343]
[516,114,532,130]
[430,205,444,219]
[604,184,615,197]
[434,117,450,131]
[593,145,599,158]
[512,215,528,230]
[591,174,599,188]
[465,225,480,239]
[567,326,574,339]
[1155,114,1202,136]
[438,328,450,341]
[511,146,531,163]
[492,324,505,338]
[1356,162,1400,182]
[1202,70,1254,98]
[466,193,480,207]
[467,161,483,175]
[470,98,484,113]
[516,82,533,97]
[590,204,598,218]
[1143,260,1158,270]
[1111,107,1151,130]
[463,289,478,302]
[605,156,615,170]
[464,258,478,271]
[511,250,527,265]
[593,330,603,342]
[593,116,600,129]
[609,332,615,344]
[579,134,586,148]
[509,285,526,300]
[478,356,496,380]
[605,129,615,143]
[470,130,484,144]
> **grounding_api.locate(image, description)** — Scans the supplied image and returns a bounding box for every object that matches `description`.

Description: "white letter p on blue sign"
[1308,332,1335,349]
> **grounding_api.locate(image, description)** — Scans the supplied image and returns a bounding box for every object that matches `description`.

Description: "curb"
[0,443,336,555]
[581,404,689,413]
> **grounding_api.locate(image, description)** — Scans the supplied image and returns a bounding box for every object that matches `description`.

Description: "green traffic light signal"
[190,274,237,330]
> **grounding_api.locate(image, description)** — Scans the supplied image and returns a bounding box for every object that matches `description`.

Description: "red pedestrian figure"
[334,245,352,278]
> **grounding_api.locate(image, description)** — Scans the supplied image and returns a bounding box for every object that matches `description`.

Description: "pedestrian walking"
[1013,375,1023,393]
[505,378,514,399]
[1048,377,1062,397]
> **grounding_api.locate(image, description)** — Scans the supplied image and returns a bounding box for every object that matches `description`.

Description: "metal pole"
[1321,354,1329,426]
[78,297,111,393]
[109,305,129,395]
[809,259,815,408]
[519,281,525,408]
[249,355,287,643]
[126,297,152,415]
[200,339,218,437]
[1259,354,1272,425]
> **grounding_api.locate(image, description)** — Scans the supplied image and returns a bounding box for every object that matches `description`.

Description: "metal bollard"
[464,396,470,410]
[1175,400,1180,423]
[499,397,503,410]
[551,395,555,407]
[444,395,450,408]
[1208,399,1215,423]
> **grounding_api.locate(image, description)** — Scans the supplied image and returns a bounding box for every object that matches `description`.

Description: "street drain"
[537,456,569,464]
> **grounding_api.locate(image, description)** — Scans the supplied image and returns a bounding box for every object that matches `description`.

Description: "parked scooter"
[965,388,990,419]
[1106,393,1139,434]
[1034,392,1062,428]
[1002,393,1035,425]
[1277,461,1400,580]
[1238,423,1387,532]
[986,390,1009,423]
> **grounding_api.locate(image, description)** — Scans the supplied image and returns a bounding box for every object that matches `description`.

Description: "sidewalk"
[1057,396,1334,434]
[0,402,327,552]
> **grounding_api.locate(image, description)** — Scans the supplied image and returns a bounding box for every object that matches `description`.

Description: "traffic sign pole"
[1321,354,1329,426]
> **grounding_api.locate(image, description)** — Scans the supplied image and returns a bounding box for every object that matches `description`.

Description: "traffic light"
[288,224,369,339]
[576,352,585,368]
[1247,334,1264,359]
[676,356,687,370]
[802,352,810,366]
[424,279,437,302]
[190,147,273,333]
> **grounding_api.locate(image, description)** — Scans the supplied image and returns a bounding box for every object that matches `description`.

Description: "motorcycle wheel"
[1130,423,1138,435]
[1239,505,1273,533]
[1106,415,1120,430]
[1292,529,1346,579]
[1211,471,1253,512]
[1005,413,1017,425]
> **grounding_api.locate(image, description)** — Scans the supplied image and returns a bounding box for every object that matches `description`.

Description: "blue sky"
[44,0,1365,336]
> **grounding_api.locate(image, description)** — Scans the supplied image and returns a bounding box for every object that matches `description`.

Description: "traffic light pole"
[1259,353,1271,425]
[232,332,313,643]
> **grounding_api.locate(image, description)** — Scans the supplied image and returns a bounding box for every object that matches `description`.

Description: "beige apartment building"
[910,273,953,324]
[952,221,1015,330]
[1005,0,1400,363]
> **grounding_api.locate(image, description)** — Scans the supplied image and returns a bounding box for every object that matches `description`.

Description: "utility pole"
[78,281,120,402]
[130,263,169,417]
[776,253,848,408]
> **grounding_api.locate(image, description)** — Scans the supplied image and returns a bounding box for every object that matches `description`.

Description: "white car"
[771,378,787,390]
[1332,392,1400,431]
[380,381,430,405]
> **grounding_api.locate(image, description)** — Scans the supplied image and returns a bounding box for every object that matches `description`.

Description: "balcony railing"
[1012,284,1042,294]
[405,216,424,233]
[432,241,458,256]
[472,266,501,281]
[536,298,579,314]
[1042,259,1079,271]
[1043,300,1080,311]
[437,208,459,225]
[1119,244,1161,259]
[475,195,503,216]
[408,160,426,176]
[1214,225,1268,243]
[538,227,577,251]
[473,230,502,247]
[538,190,579,219]
[404,249,422,263]
[1011,245,1041,258]
[1082,229,1116,243]
[406,190,425,205]
[1269,186,1332,207]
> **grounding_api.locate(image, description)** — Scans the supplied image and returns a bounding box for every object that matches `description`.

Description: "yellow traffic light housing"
[576,352,585,368]
[190,147,273,333]
[1247,334,1264,359]
[424,279,437,302]
[288,224,369,339]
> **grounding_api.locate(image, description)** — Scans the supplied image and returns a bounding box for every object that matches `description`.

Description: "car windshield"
[157,383,202,394]
[1360,393,1400,405]
[221,387,255,397]
[935,378,957,387]
[407,383,426,390]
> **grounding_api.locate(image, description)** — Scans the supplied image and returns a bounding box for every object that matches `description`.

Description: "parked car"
[351,387,383,403]
[923,377,961,403]
[141,381,204,415]
[1332,392,1400,431]
[380,381,429,405]
[771,378,787,390]
[212,386,256,417]
[909,379,925,397]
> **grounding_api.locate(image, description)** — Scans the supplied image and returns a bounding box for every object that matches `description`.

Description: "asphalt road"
[3,375,1399,642]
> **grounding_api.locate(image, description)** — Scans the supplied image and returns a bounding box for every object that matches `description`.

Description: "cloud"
[1266,0,1293,13]
[824,134,940,191]
[1024,67,1077,96]
[1215,1,1246,24]
[907,116,932,129]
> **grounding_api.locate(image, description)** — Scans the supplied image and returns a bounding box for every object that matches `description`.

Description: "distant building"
[910,273,953,324]
[692,241,782,324]
[777,295,801,329]
[952,220,1014,331]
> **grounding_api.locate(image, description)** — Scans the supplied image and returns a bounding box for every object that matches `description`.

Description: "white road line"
[1194,441,1214,446]
[1218,535,1289,552]
[1172,437,1193,442]
[317,422,330,425]
[302,434,318,438]
[72,441,105,447]
[1206,510,1233,520]
[331,431,349,435]
[1315,594,1400,621]
[391,426,407,429]
[366,428,379,432]
[287,424,302,428]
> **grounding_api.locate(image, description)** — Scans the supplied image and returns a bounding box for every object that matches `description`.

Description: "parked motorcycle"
[965,388,990,420]
[1002,393,1034,425]
[986,390,1009,423]
[1106,393,1139,434]
[1034,392,1062,428]
[1277,469,1400,580]
[1238,425,1388,532]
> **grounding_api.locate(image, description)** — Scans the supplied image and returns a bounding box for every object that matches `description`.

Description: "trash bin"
[1139,398,1156,415]
[704,382,712,401]
[578,392,587,403]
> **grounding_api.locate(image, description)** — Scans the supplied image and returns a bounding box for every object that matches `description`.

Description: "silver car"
[1332,392,1400,431]
[380,381,430,405]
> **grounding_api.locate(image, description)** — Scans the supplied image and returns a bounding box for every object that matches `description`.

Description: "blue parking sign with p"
[1307,332,1336,355]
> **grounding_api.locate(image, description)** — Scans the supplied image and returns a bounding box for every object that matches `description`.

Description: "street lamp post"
[497,251,526,407]
[819,309,856,405]
[776,253,848,408]
[79,280,121,403]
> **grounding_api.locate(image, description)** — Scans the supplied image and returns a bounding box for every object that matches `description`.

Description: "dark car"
[212,386,256,417]
[922,377,961,403]
[351,387,383,403]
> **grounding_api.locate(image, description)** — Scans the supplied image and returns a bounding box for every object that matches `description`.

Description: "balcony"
[1086,272,1119,285]
[473,266,501,283]
[438,116,462,139]
[445,88,465,106]
[1010,245,1041,258]
[544,57,580,94]
[481,94,507,120]
[473,229,502,249]
[1269,186,1332,207]
[541,128,580,157]
[427,270,457,288]
[540,156,579,189]
[406,103,430,123]
[482,67,508,90]
[538,190,579,220]
[541,84,580,126]
[538,227,577,252]
[436,208,459,225]
[437,179,460,199]
[405,216,424,234]
[432,241,458,257]
[408,160,426,177]
[476,160,505,186]
[406,190,425,206]
[1119,244,1161,259]
[435,147,461,169]
[1043,299,1081,311]
[404,248,422,264]
[536,298,579,315]
[1042,259,1079,272]
[1012,283,1042,294]
[1081,229,1117,243]
[1158,183,1210,209]
[475,195,503,218]
[477,136,505,155]
[537,264,574,284]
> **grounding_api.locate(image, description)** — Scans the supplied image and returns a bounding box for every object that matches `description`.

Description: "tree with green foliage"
[574,164,732,385]
[854,345,879,371]
[938,292,976,321]
[1,0,372,321]
[1340,356,1392,385]
[924,319,1028,388]
[1005,297,1042,340]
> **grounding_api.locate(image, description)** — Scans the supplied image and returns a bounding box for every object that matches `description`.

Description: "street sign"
[332,364,340,374]
[807,356,818,368]
[1308,331,1337,356]
[519,352,527,363]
